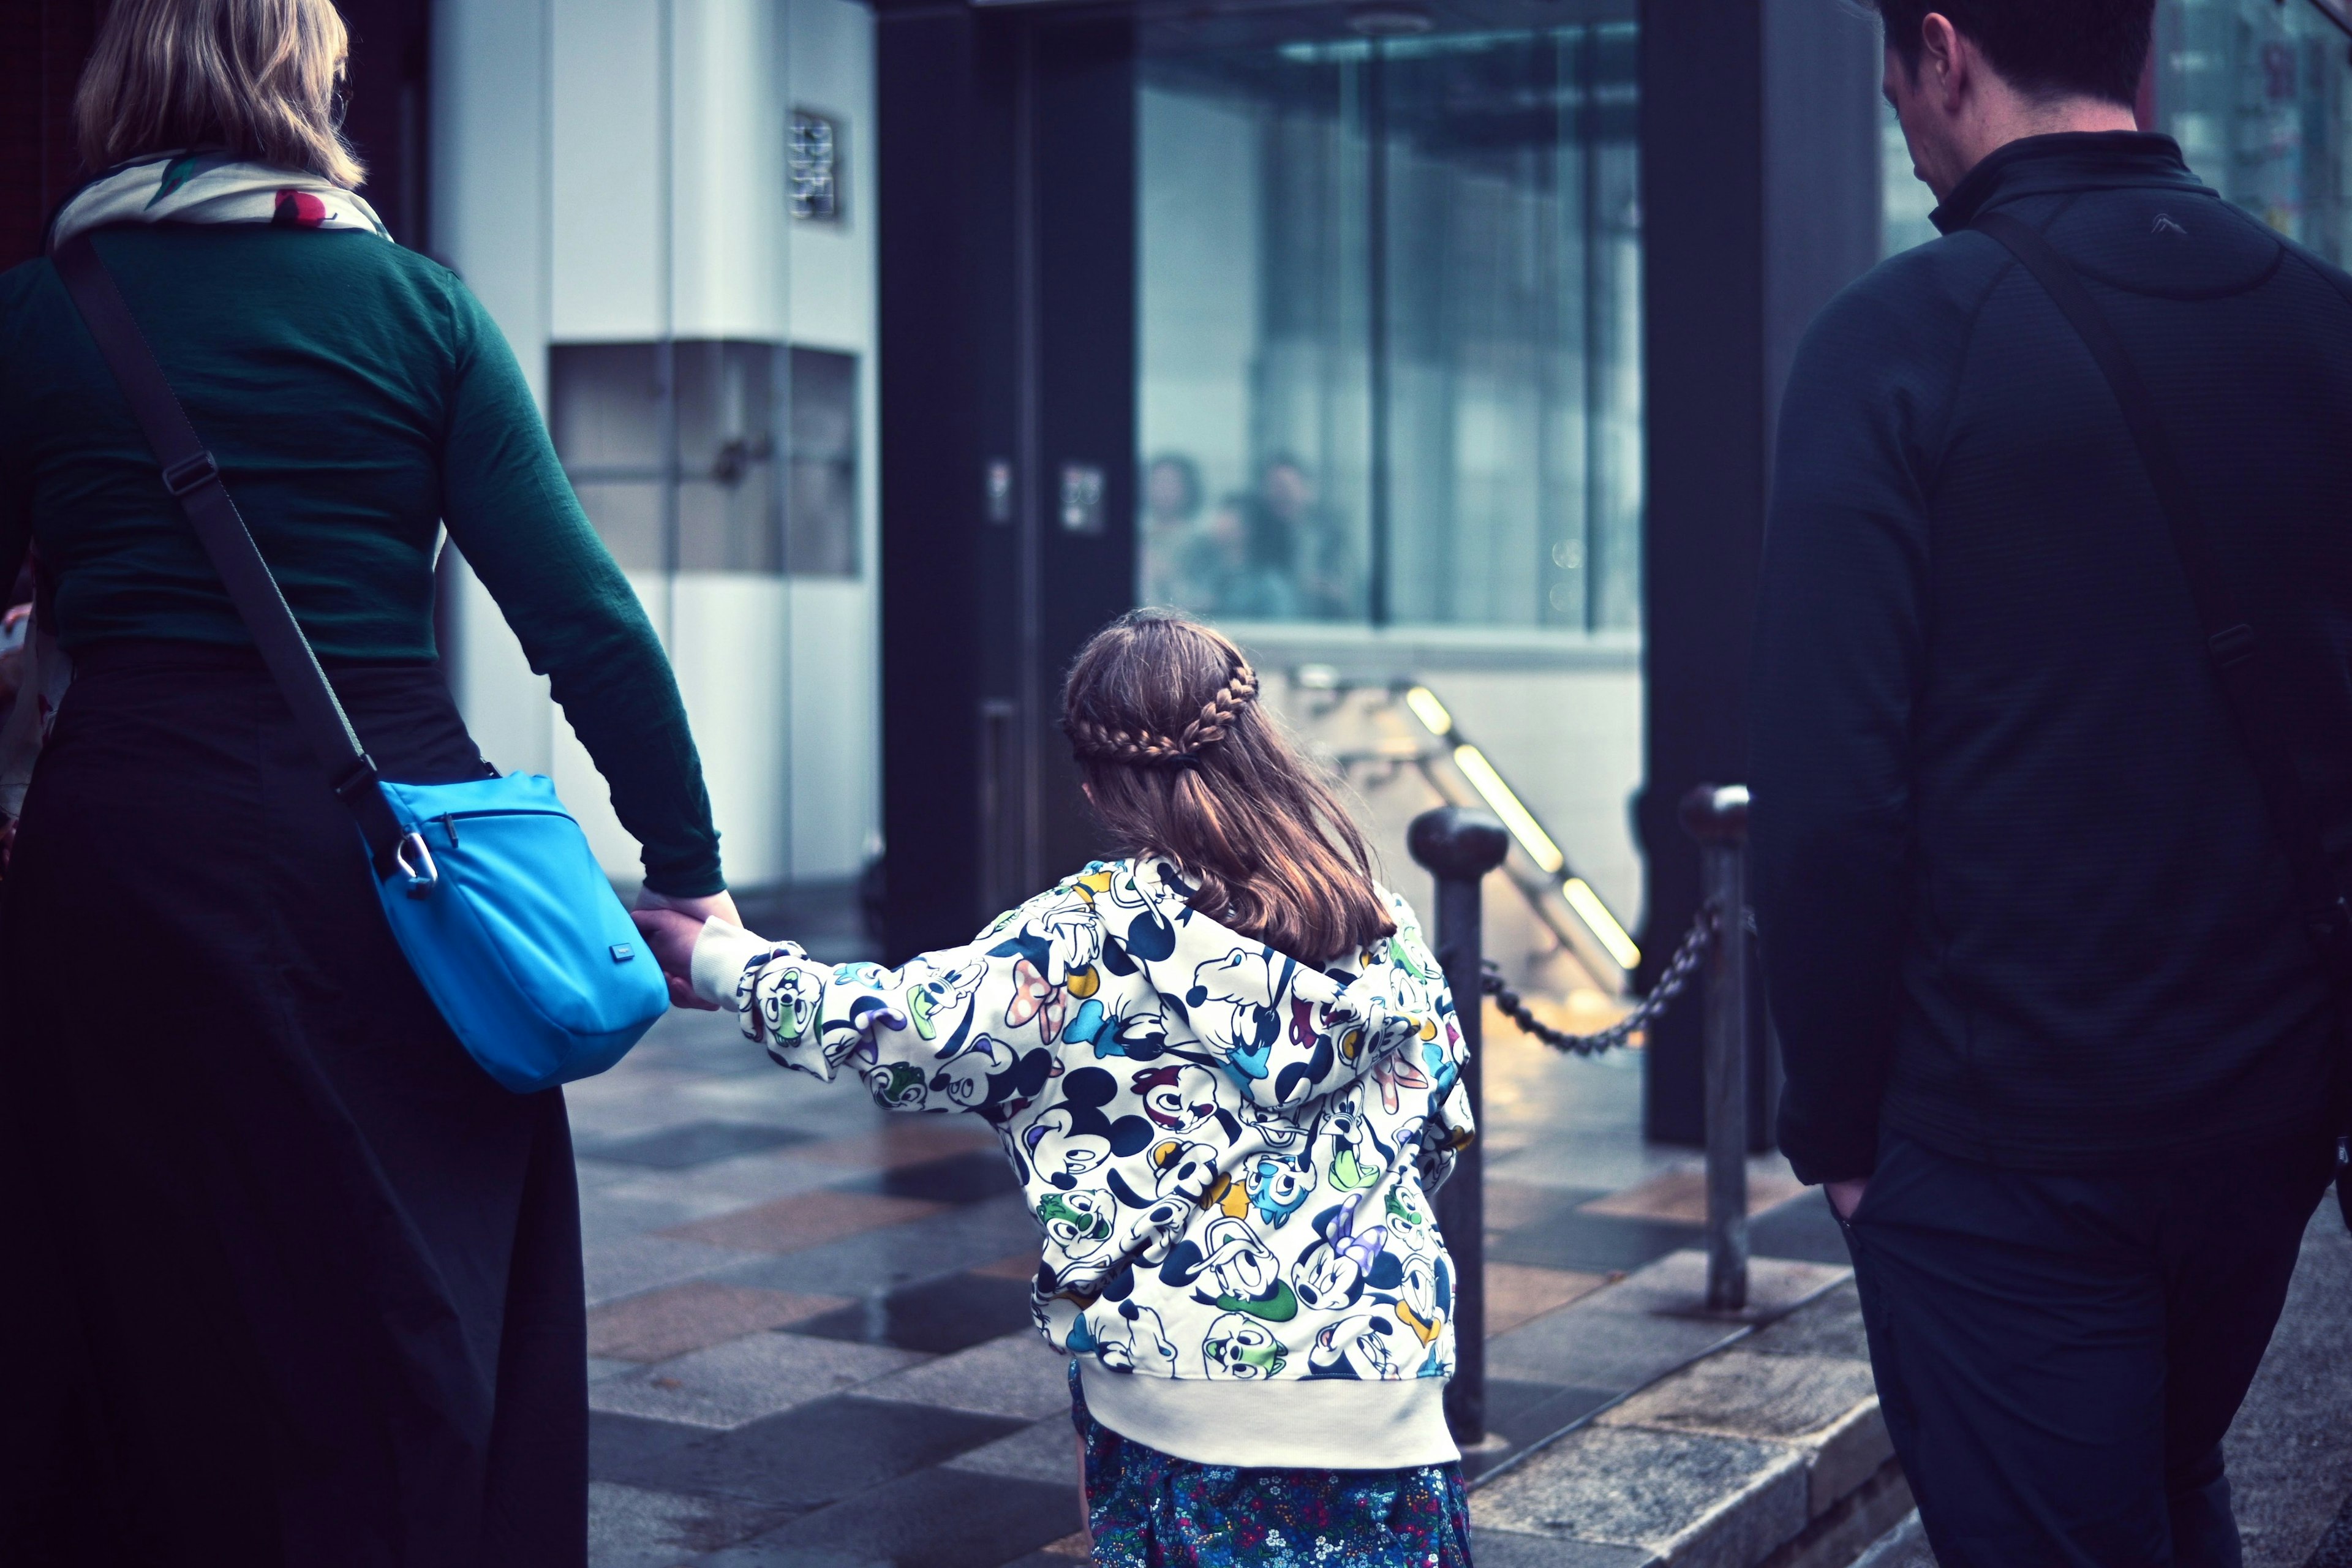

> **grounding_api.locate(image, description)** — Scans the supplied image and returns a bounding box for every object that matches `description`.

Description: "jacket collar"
[1930,132,2211,234]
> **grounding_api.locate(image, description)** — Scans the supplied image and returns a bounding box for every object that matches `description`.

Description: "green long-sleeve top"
[0,225,723,895]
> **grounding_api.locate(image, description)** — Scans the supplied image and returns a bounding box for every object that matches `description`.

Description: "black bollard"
[1407,805,1510,1446]
[1679,783,1751,1313]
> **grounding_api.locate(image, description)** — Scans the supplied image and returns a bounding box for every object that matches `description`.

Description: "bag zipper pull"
[441,813,459,849]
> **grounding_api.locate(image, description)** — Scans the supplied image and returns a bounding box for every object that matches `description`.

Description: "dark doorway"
[876,2,1139,959]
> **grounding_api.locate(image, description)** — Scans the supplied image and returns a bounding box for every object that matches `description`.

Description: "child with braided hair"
[631,609,1476,1567]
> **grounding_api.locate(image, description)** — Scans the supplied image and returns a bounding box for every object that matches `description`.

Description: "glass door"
[1136,2,1642,637]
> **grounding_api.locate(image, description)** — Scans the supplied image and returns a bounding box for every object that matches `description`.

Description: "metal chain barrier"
[1479,897,1719,1057]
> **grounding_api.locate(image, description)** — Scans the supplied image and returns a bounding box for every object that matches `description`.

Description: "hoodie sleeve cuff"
[690,918,774,1010]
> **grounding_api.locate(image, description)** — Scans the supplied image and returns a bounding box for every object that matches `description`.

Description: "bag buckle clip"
[2207,624,2257,669]
[160,451,221,498]
[392,831,439,899]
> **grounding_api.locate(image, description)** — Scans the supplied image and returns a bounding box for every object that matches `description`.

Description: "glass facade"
[1137,16,1642,633]
[2152,0,2352,263]
[1883,2,2352,259]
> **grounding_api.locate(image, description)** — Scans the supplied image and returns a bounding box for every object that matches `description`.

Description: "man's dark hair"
[1874,0,2154,107]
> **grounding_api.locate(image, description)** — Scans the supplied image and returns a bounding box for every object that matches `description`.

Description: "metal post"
[1407,805,1510,1444]
[1680,783,1751,1313]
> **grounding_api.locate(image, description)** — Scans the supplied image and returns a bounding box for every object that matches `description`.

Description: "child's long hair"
[1061,611,1395,961]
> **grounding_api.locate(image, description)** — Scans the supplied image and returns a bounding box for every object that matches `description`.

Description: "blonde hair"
[1063,611,1395,962]
[75,0,366,189]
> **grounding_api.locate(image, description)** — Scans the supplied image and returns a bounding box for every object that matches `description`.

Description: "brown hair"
[1062,610,1395,962]
[75,0,366,189]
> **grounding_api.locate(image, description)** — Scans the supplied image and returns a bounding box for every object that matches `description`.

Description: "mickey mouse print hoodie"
[688,857,1473,1470]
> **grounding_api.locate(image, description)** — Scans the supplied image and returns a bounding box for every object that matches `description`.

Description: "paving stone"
[626,1395,1025,1512]
[1486,1379,1623,1451]
[589,1480,793,1567]
[1797,1402,1894,1520]
[584,1191,728,1246]
[584,1121,815,1169]
[1581,1169,1809,1225]
[995,1531,1093,1568]
[587,1235,766,1311]
[601,1153,858,1213]
[857,1330,1071,1419]
[660,1189,946,1254]
[590,1357,638,1384]
[1487,1261,1615,1335]
[1474,1424,1809,1568]
[943,1417,1084,1485]
[1583,1251,1849,1323]
[589,1281,851,1363]
[1748,1193,1855,1268]
[712,1194,1043,1298]
[1602,1351,1879,1444]
[1741,1284,1868,1362]
[592,1411,707,1477]
[1490,1201,1705,1275]
[1851,1509,1937,1568]
[835,1148,1022,1204]
[793,1272,1039,1355]
[797,1121,1003,1170]
[590,1332,925,1429]
[1487,1181,1614,1230]
[698,1465,1078,1568]
[970,1250,1046,1281]
[1468,1529,1658,1568]
[1486,1295,1745,1390]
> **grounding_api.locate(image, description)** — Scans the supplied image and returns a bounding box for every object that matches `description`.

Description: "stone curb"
[1469,1250,1910,1567]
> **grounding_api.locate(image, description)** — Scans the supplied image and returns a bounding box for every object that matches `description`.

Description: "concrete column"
[1636,0,1881,1145]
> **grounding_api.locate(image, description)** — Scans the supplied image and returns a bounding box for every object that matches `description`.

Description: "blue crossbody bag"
[55,230,668,1093]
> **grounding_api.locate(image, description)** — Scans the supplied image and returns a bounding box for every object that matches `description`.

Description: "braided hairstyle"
[1062,610,1394,962]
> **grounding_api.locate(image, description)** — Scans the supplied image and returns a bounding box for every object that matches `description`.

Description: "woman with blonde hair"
[0,2,734,1561]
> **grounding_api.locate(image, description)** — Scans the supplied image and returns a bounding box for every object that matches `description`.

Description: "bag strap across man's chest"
[1970,208,2352,986]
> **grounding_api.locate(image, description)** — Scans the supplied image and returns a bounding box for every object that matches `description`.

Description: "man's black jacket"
[1752,134,2352,1183]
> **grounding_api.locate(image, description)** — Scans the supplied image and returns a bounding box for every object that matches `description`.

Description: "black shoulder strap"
[1971,208,2352,981]
[51,230,405,872]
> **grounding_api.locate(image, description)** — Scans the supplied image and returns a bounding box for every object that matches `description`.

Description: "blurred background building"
[4,0,2350,1141]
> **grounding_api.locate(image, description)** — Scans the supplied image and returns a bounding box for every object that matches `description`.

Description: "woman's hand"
[635,886,742,927]
[631,905,717,1010]
[635,888,734,1011]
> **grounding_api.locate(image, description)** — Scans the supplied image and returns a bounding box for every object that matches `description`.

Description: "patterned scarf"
[50,149,389,251]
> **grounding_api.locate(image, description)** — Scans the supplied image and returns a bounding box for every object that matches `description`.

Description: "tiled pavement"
[571,921,1852,1568]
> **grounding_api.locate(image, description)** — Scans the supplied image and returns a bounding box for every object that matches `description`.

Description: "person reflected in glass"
[1258,456,1356,620]
[1139,453,1217,612]
[1211,492,1302,621]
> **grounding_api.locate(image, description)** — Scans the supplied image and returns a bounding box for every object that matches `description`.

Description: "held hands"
[632,887,733,1010]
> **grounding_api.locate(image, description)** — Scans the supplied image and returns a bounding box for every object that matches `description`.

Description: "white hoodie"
[690,856,1474,1470]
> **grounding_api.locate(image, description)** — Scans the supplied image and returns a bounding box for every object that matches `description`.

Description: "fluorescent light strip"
[1404,685,1454,737]
[1452,744,1565,875]
[1563,876,1643,971]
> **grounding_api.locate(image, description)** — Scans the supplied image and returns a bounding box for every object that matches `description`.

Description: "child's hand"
[630,907,715,1010]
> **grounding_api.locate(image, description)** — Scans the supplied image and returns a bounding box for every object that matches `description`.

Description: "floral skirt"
[1070,1363,1474,1568]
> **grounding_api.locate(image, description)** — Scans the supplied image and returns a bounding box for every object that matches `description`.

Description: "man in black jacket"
[1750,2,2352,1562]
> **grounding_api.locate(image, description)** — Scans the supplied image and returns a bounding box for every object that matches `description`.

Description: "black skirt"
[0,644,586,1567]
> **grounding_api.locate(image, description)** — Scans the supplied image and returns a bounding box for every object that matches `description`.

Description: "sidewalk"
[575,968,1863,1567]
[573,952,2349,1567]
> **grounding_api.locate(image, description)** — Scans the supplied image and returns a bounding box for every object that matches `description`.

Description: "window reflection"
[548,340,859,577]
[2151,0,2352,265]
[1138,17,1642,633]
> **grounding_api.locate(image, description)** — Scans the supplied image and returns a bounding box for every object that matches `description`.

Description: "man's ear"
[1918,12,1969,111]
